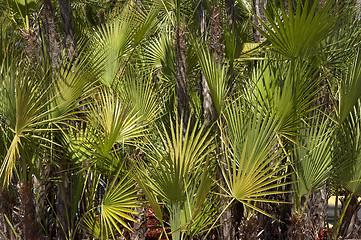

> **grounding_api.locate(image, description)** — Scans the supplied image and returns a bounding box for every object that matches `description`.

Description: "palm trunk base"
[18,182,41,240]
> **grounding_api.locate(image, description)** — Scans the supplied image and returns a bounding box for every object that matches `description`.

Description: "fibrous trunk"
[210,4,224,65]
[18,182,41,240]
[130,197,147,240]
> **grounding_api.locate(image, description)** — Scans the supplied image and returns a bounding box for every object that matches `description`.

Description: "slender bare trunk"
[58,0,77,59]
[199,0,217,125]
[175,26,190,129]
[252,0,267,43]
[42,0,61,73]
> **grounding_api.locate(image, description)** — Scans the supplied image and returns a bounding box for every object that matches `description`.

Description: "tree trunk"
[21,28,37,61]
[130,198,148,240]
[339,193,361,238]
[210,4,224,65]
[175,26,190,129]
[0,190,16,240]
[18,181,41,240]
[208,3,235,239]
[306,188,328,238]
[252,0,267,43]
[42,0,61,73]
[21,16,43,63]
[198,0,217,125]
[58,0,77,59]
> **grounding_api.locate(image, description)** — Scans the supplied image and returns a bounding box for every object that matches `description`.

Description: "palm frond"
[292,116,333,198]
[88,88,146,156]
[136,116,215,238]
[333,99,361,195]
[195,42,227,115]
[221,98,289,205]
[257,0,346,60]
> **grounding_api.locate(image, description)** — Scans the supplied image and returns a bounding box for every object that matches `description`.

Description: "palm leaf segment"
[92,2,157,87]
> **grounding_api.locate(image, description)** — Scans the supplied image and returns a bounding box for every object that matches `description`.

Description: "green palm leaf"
[84,171,140,239]
[257,0,346,60]
[221,99,289,210]
[136,116,215,238]
[0,62,57,187]
[88,88,146,156]
[292,117,333,198]
[339,49,361,124]
[195,43,227,115]
[333,99,361,195]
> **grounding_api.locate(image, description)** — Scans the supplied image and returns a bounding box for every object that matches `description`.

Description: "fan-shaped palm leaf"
[83,170,141,239]
[333,99,361,195]
[257,0,346,60]
[87,88,146,157]
[0,61,58,187]
[221,98,290,217]
[292,117,333,199]
[136,117,215,239]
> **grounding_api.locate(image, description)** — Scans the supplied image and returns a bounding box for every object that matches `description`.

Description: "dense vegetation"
[1,0,361,239]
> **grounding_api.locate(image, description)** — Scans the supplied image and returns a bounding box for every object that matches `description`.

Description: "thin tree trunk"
[58,0,77,58]
[209,3,235,239]
[40,3,66,233]
[130,196,148,240]
[42,0,61,73]
[21,28,37,61]
[199,0,217,125]
[175,26,190,129]
[209,3,235,240]
[252,0,267,43]
[210,4,224,65]
[339,193,361,238]
[307,189,328,237]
